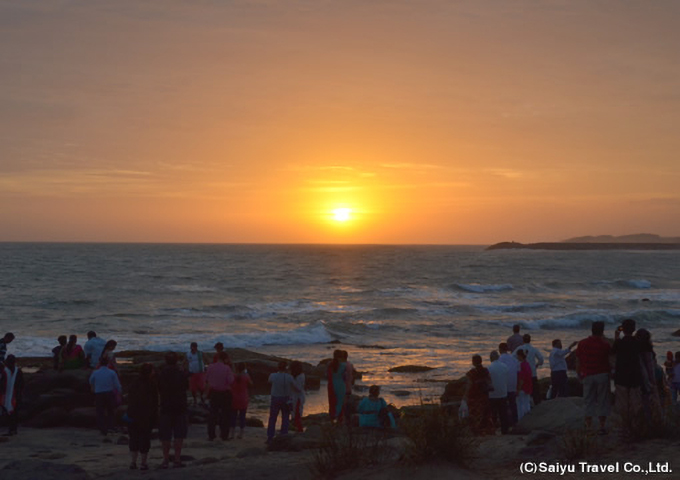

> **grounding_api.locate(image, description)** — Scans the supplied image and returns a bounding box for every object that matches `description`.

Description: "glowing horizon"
[1,1,679,244]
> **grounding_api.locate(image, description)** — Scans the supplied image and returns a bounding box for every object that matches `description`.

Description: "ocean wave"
[165,285,217,293]
[454,283,514,293]
[478,302,551,313]
[365,307,418,319]
[15,323,334,356]
[591,279,653,289]
[514,309,680,330]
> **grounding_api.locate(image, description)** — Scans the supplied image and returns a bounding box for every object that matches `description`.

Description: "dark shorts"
[158,413,188,441]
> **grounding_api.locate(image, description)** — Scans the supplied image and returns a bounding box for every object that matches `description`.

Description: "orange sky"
[1,1,679,244]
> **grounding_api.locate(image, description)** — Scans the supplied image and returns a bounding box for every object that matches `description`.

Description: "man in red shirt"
[575,321,612,435]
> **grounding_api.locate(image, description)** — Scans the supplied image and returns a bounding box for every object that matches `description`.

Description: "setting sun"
[332,208,352,222]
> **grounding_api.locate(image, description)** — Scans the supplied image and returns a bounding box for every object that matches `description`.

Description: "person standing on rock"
[0,355,24,436]
[158,352,189,468]
[267,360,294,443]
[231,362,253,439]
[549,339,577,398]
[100,340,118,372]
[289,360,306,433]
[506,325,523,353]
[185,342,206,407]
[52,335,67,370]
[576,321,612,435]
[89,356,122,436]
[205,351,235,441]
[0,333,15,367]
[487,351,509,434]
[463,354,493,434]
[127,363,158,470]
[59,334,85,371]
[327,350,347,423]
[498,342,520,426]
[84,331,106,369]
[512,334,544,406]
[516,349,533,421]
[612,319,643,436]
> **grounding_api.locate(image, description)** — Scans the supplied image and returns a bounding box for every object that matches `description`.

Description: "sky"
[1,0,679,244]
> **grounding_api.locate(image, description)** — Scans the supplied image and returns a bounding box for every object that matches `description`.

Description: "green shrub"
[400,405,478,467]
[311,425,393,479]
[560,428,600,461]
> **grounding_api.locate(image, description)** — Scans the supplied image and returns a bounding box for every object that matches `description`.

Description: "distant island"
[562,233,680,244]
[487,234,680,251]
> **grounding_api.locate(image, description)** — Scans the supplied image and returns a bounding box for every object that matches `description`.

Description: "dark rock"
[67,408,98,429]
[538,377,583,398]
[440,377,467,405]
[391,390,411,397]
[245,417,264,428]
[673,329,680,337]
[1,460,90,480]
[116,435,129,445]
[328,340,342,344]
[301,413,330,427]
[356,345,388,349]
[26,407,69,428]
[399,404,441,419]
[388,365,435,373]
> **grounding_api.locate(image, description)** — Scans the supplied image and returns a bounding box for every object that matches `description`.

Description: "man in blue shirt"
[89,358,122,435]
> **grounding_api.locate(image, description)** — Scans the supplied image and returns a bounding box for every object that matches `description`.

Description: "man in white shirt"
[498,342,520,426]
[488,351,509,434]
[267,361,294,443]
[513,334,545,406]
[84,331,106,369]
[549,339,577,398]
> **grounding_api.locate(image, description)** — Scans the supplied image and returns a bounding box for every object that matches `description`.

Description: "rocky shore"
[5,349,678,479]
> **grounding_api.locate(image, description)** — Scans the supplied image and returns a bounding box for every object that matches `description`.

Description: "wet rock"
[388,365,435,373]
[391,390,411,397]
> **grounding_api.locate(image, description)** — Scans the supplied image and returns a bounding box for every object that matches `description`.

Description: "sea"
[1,243,679,415]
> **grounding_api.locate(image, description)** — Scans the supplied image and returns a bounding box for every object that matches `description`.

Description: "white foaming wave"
[593,279,653,289]
[511,309,680,330]
[478,302,551,313]
[13,323,334,357]
[455,283,514,293]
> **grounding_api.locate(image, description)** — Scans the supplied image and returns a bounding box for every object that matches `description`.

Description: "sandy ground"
[2,425,680,480]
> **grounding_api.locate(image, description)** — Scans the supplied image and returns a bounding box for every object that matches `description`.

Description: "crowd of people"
[2,318,678,466]
[462,320,680,436]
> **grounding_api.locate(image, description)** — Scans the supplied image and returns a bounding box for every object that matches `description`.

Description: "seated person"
[357,385,396,429]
